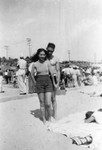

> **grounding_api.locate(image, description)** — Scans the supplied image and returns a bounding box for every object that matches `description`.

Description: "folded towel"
[71,135,92,146]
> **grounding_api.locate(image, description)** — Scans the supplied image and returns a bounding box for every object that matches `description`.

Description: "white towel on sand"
[47,112,102,150]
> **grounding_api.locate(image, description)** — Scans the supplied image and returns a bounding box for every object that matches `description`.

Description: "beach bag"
[56,88,66,95]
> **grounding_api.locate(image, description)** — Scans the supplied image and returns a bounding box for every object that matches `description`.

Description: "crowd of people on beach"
[1,43,102,149]
[0,43,60,124]
[60,64,102,90]
[1,42,102,125]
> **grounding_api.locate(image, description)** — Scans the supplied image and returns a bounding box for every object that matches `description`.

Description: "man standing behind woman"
[31,48,53,124]
[46,43,60,120]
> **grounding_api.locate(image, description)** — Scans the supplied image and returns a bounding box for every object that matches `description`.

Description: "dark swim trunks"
[35,75,53,93]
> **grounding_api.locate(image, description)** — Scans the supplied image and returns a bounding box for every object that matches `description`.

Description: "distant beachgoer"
[4,70,9,84]
[8,70,12,83]
[12,68,18,88]
[85,109,102,125]
[72,66,78,87]
[62,65,72,88]
[17,54,27,95]
[31,48,53,124]
[60,69,66,90]
[13,75,17,88]
[68,66,74,87]
[0,68,4,93]
[82,72,94,86]
[28,58,35,94]
[76,68,81,86]
[46,43,60,120]
[92,73,98,85]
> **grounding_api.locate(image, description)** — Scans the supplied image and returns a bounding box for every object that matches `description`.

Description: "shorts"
[35,75,53,93]
[66,74,72,80]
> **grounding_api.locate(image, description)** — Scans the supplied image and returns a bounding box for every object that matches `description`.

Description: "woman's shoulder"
[32,61,38,67]
[45,60,51,67]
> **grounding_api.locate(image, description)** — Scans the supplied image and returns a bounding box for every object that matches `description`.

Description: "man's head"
[98,108,102,112]
[85,111,94,120]
[19,53,24,59]
[46,43,55,56]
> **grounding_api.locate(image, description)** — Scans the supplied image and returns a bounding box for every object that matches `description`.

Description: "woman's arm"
[31,64,36,84]
[56,60,60,87]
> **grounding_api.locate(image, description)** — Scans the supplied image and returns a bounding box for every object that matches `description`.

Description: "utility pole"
[94,52,96,63]
[26,38,32,57]
[4,45,9,59]
[68,50,70,62]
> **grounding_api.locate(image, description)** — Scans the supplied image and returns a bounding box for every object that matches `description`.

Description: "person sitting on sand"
[82,72,94,86]
[85,108,102,125]
[68,109,102,146]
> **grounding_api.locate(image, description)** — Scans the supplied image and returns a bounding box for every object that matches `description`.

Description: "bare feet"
[50,117,56,123]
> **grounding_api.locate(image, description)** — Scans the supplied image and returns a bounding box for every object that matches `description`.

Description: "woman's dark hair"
[31,48,47,62]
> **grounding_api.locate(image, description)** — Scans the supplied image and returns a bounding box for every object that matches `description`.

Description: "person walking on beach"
[31,48,53,124]
[46,43,60,120]
[0,68,4,93]
[17,55,27,95]
[4,70,9,84]
[72,66,78,87]
[28,57,35,94]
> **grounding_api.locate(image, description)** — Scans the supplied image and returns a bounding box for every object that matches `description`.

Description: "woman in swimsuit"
[31,48,53,124]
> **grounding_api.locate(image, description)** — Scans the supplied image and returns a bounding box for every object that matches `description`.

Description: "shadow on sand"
[30,109,42,121]
[30,108,54,121]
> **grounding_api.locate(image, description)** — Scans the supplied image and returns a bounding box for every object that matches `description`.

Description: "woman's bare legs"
[45,92,52,122]
[38,93,46,124]
[51,90,57,120]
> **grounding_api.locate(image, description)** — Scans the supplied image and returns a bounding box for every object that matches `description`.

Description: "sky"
[0,0,102,62]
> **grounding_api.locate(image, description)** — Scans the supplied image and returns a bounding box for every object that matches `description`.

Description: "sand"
[0,84,102,150]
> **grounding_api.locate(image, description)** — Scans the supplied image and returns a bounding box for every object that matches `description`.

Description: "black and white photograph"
[0,0,102,149]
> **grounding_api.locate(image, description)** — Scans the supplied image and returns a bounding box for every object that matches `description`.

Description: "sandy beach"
[0,84,102,150]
